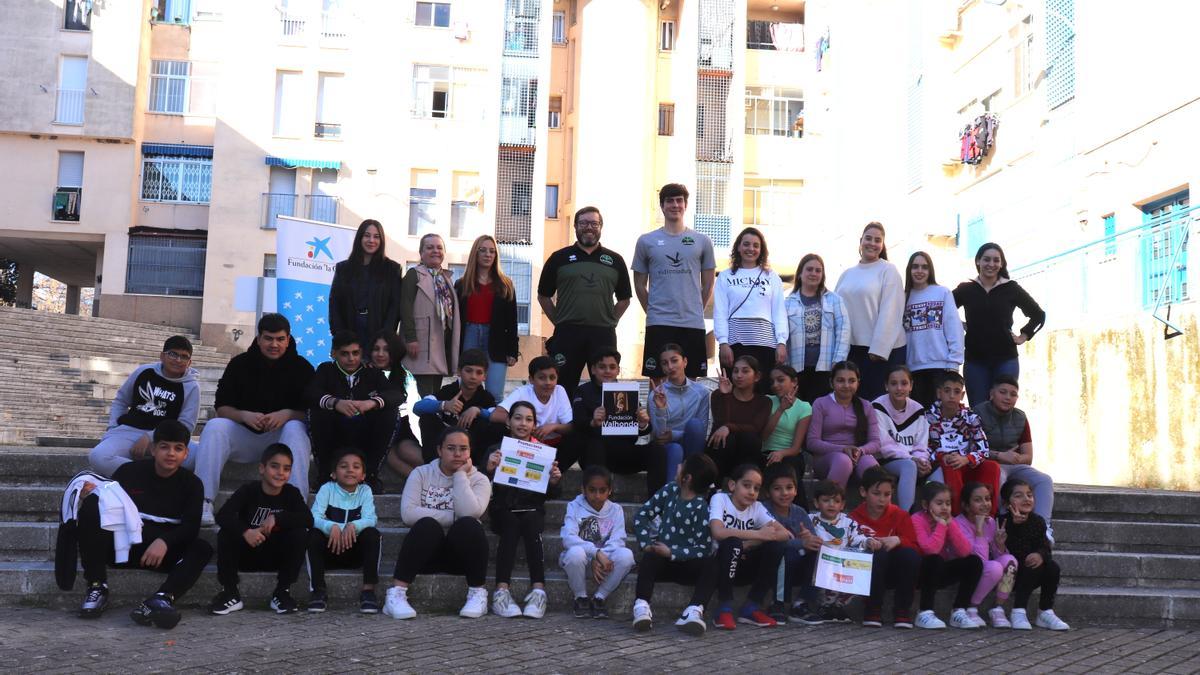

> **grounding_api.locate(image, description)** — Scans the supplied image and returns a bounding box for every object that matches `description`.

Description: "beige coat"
[400,266,462,376]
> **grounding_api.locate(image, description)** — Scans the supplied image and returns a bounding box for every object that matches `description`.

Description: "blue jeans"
[660,418,707,486]
[462,322,509,400]
[848,345,907,401]
[964,357,1019,408]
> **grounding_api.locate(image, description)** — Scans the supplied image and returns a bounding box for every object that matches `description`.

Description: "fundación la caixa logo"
[287,235,338,273]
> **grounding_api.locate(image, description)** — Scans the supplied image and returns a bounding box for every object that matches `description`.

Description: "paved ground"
[2,606,1199,674]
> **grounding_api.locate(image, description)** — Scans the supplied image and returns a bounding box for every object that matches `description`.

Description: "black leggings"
[706,431,763,482]
[76,495,212,599]
[918,554,984,610]
[635,553,716,606]
[490,509,545,585]
[710,537,785,609]
[311,406,397,480]
[392,517,488,588]
[216,524,307,591]
[306,527,382,590]
[579,436,670,495]
[866,546,921,613]
[1013,559,1061,612]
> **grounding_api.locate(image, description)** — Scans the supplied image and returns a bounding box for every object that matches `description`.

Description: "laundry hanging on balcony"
[770,23,805,52]
[959,113,999,164]
[814,28,830,71]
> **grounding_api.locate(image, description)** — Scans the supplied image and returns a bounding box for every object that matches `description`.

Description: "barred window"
[126,234,207,296]
[141,155,213,203]
[149,61,190,113]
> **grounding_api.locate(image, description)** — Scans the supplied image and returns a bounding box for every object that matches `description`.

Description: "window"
[263,166,296,228]
[274,70,304,136]
[153,0,192,24]
[409,170,437,236]
[743,180,803,228]
[149,61,189,114]
[56,56,87,125]
[545,185,559,219]
[511,182,532,217]
[744,87,804,137]
[126,234,206,296]
[415,1,450,27]
[1140,192,1190,308]
[501,256,533,334]
[309,169,338,223]
[1103,214,1116,258]
[660,20,676,51]
[499,66,538,144]
[552,11,566,44]
[1013,16,1036,98]
[316,73,343,138]
[64,0,91,30]
[141,149,213,203]
[658,103,674,136]
[548,96,562,129]
[450,172,482,239]
[1044,0,1075,109]
[263,254,277,278]
[503,0,540,55]
[412,65,450,118]
[53,151,84,221]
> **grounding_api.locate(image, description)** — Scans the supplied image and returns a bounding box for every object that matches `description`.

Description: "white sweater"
[834,259,906,356]
[903,285,965,371]
[560,494,628,556]
[400,459,492,529]
[713,266,788,346]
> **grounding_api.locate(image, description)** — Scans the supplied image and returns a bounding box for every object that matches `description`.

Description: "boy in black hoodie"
[209,443,313,616]
[195,313,315,526]
[76,420,212,629]
[306,330,403,489]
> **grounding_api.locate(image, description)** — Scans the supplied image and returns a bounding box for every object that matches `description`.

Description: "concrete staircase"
[0,306,228,445]
[0,447,1198,627]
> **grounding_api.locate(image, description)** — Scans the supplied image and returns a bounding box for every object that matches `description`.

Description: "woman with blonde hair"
[455,234,519,398]
[401,234,462,397]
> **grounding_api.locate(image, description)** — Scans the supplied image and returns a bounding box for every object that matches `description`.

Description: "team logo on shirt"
[644,357,657,371]
[553,352,567,367]
[580,272,598,288]
[665,252,683,268]
[681,236,695,246]
[722,513,759,530]
[568,254,577,262]
[599,254,614,266]
[134,381,177,418]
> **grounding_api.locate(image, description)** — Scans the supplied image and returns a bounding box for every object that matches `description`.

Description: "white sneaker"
[200,500,215,528]
[949,608,978,629]
[674,604,706,636]
[914,610,947,629]
[492,588,522,618]
[1036,609,1070,631]
[522,589,547,619]
[632,599,653,632]
[989,606,1011,628]
[382,586,416,620]
[1011,608,1032,630]
[460,587,488,618]
[966,607,987,628]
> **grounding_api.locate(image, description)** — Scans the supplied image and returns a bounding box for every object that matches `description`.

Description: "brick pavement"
[2,607,1198,674]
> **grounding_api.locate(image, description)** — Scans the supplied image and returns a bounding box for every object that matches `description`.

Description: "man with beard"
[536,207,632,397]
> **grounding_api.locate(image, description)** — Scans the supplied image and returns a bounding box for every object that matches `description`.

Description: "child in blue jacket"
[306,447,381,613]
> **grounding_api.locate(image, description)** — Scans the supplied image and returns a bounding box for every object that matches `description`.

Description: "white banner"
[275,216,355,365]
[813,545,874,596]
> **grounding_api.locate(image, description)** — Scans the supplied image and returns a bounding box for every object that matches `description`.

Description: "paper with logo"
[275,215,355,366]
[601,382,640,436]
[494,437,556,494]
[813,545,873,596]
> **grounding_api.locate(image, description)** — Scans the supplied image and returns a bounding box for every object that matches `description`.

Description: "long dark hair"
[974,242,1010,280]
[792,253,826,295]
[370,329,408,384]
[347,219,387,275]
[830,360,868,446]
[861,222,888,261]
[904,251,938,299]
[730,227,769,271]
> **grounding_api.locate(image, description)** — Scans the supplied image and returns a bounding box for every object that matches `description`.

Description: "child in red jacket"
[849,467,920,628]
[912,481,983,630]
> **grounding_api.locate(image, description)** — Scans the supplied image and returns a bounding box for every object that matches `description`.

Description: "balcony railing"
[306,194,339,224]
[314,122,342,139]
[55,88,85,124]
[747,20,805,52]
[53,188,81,221]
[321,10,348,40]
[280,13,306,38]
[262,192,297,228]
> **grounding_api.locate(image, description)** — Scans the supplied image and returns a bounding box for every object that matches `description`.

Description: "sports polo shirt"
[537,244,632,328]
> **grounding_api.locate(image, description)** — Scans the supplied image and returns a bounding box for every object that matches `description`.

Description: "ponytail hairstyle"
[904,251,938,300]
[861,221,888,261]
[830,360,867,446]
[680,453,719,498]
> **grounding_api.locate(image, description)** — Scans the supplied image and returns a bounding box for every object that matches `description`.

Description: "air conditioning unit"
[453,21,469,40]
[53,188,81,221]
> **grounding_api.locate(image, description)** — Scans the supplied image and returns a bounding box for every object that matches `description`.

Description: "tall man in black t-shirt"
[536,206,632,397]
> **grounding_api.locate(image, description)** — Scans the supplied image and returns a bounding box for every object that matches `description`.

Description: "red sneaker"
[714,610,737,630]
[738,609,778,627]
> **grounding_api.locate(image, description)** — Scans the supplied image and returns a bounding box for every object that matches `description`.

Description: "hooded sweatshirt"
[903,284,965,371]
[871,394,930,461]
[213,336,314,425]
[310,480,378,535]
[109,363,201,432]
[560,494,629,556]
[400,459,491,529]
[649,378,711,441]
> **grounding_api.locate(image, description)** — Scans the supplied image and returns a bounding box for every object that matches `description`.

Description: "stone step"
[6,561,1199,628]
[0,306,197,334]
[1050,519,1200,553]
[1051,485,1200,524]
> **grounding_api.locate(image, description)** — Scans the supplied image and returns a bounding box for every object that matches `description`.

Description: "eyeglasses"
[163,350,192,362]
[577,220,602,228]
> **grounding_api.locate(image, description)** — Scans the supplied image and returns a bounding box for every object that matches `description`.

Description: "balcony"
[262,193,340,228]
[55,89,85,125]
[499,114,536,146]
[321,10,348,40]
[280,13,306,39]
[746,20,804,52]
[314,122,342,139]
[52,188,81,222]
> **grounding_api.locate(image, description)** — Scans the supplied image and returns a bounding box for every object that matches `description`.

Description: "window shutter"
[1044,0,1075,109]
[58,151,84,187]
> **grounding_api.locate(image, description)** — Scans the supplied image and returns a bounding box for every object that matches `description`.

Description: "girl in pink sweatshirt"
[912,482,983,629]
[953,481,1018,628]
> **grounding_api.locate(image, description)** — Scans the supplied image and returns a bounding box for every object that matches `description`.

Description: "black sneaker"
[308,589,328,613]
[789,602,823,625]
[590,596,609,620]
[817,604,840,623]
[79,583,108,619]
[767,601,789,624]
[833,605,852,623]
[131,593,180,629]
[573,596,590,618]
[209,588,244,615]
[270,588,298,614]
[360,590,379,614]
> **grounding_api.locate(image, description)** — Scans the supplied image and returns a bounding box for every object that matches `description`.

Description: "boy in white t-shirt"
[701,464,791,631]
[490,356,578,466]
[809,479,879,622]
